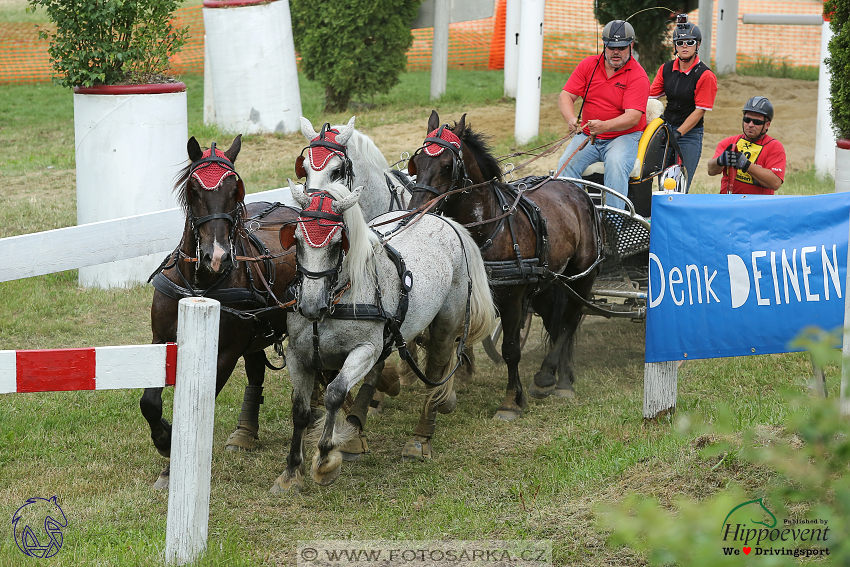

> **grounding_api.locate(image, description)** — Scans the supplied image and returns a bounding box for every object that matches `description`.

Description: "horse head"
[281,182,366,322]
[180,135,245,283]
[297,116,357,191]
[408,111,490,211]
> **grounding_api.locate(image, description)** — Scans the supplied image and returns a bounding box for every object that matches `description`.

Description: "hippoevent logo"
[11,496,67,559]
[720,498,830,558]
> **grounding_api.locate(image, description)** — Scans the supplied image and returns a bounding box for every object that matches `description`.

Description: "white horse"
[272,182,495,492]
[298,116,411,223]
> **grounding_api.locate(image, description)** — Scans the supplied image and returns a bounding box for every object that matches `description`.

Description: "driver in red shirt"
[707,96,786,195]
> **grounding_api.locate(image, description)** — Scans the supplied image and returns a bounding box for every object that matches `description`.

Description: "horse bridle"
[290,192,348,311]
[296,123,355,191]
[186,142,246,265]
[409,124,470,214]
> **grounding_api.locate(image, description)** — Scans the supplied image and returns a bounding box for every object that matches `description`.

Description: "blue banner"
[645,193,850,363]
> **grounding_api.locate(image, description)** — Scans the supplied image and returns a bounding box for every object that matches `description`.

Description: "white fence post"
[514,0,545,145]
[643,361,678,419]
[165,297,220,565]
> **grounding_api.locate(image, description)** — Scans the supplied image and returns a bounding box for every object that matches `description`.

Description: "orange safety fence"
[0,1,824,85]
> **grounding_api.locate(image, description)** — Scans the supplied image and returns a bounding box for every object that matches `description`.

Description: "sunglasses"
[675,39,697,47]
[606,45,630,52]
[742,117,766,125]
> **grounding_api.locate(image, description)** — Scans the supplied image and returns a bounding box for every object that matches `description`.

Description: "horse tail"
[445,219,497,345]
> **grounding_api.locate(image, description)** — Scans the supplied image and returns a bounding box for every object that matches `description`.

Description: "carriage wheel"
[482,312,534,365]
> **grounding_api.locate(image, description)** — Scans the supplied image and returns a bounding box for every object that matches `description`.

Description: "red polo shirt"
[712,134,786,195]
[564,53,650,139]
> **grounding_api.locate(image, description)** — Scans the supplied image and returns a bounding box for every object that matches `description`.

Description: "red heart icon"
[743,547,751,555]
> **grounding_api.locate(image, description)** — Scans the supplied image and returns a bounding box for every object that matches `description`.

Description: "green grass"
[735,56,819,82]
[0,74,841,566]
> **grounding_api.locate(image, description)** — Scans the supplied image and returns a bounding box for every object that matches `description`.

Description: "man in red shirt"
[707,96,786,195]
[556,19,650,209]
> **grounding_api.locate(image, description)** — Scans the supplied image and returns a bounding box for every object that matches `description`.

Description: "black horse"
[139,136,298,488]
[407,111,602,420]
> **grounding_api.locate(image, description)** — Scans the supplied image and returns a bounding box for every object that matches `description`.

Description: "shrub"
[598,328,850,565]
[290,0,421,112]
[826,0,850,139]
[28,0,187,88]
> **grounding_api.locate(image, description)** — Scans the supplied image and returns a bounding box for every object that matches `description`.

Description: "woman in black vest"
[649,14,718,192]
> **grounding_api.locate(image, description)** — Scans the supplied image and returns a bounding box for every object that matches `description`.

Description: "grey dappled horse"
[272,182,495,492]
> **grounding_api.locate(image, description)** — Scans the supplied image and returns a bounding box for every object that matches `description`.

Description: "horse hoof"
[493,407,522,421]
[368,391,385,417]
[552,387,576,399]
[156,447,170,459]
[311,451,343,486]
[527,382,555,399]
[377,369,401,397]
[271,471,304,494]
[339,431,369,462]
[224,426,259,452]
[401,436,432,461]
[153,468,170,492]
[437,391,457,414]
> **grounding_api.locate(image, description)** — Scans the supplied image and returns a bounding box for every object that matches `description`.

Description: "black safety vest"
[661,59,711,128]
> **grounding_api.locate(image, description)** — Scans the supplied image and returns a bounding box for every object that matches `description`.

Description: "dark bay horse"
[140,136,298,489]
[407,111,602,420]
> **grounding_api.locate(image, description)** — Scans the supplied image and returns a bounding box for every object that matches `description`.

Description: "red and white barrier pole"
[165,297,220,566]
[0,296,220,565]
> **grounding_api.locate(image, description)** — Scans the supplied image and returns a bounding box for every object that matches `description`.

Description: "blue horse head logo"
[11,496,67,558]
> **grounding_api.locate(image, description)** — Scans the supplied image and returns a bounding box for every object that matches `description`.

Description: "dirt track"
[243,74,816,193]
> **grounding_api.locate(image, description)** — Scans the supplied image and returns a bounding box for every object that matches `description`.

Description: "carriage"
[482,103,687,361]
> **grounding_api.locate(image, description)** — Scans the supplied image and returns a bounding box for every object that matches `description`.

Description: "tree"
[825,0,850,139]
[594,0,697,78]
[291,0,422,112]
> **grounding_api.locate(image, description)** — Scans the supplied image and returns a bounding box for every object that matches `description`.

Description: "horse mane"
[321,182,382,303]
[456,121,503,182]
[336,126,390,173]
[172,161,192,213]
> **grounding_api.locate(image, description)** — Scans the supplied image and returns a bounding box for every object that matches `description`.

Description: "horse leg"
[339,361,384,462]
[140,386,171,457]
[147,346,240,491]
[271,355,313,494]
[494,293,528,418]
[553,278,593,397]
[402,328,458,460]
[224,351,266,451]
[530,285,577,399]
[311,344,379,486]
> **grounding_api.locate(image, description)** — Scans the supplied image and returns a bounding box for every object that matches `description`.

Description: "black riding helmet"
[743,96,774,122]
[672,21,702,43]
[602,20,635,48]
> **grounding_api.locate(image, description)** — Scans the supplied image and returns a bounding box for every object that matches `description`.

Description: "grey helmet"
[743,96,774,121]
[673,22,702,43]
[602,20,635,48]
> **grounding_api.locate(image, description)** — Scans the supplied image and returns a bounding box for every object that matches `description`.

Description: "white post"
[504,0,521,98]
[514,0,545,145]
[714,0,738,74]
[815,19,835,180]
[698,0,714,68]
[430,0,450,100]
[643,361,678,419]
[203,35,215,126]
[165,297,220,566]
